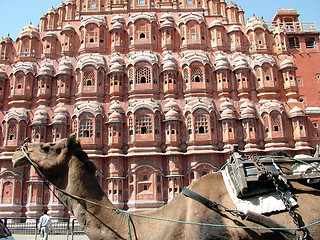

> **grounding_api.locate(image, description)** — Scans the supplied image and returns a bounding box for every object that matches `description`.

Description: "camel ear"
[67,133,77,149]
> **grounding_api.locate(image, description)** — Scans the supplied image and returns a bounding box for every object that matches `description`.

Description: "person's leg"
[44,226,49,240]
[40,227,45,239]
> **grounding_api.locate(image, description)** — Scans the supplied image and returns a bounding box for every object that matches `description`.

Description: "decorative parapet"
[266,21,318,33]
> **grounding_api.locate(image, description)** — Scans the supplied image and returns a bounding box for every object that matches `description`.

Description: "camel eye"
[55,148,61,154]
[42,146,50,153]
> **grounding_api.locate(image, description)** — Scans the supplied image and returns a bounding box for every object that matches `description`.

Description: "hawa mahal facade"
[0,0,320,218]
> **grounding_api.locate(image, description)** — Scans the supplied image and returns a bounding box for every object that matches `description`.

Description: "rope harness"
[19,139,319,240]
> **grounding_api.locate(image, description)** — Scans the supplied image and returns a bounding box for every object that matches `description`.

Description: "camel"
[12,134,320,240]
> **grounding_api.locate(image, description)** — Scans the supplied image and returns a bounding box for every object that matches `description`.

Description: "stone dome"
[54,105,68,115]
[163,61,177,72]
[59,2,66,8]
[52,105,68,124]
[33,108,48,124]
[165,109,180,120]
[48,7,58,14]
[57,59,72,76]
[163,52,174,60]
[280,59,296,70]
[18,25,40,40]
[0,67,8,79]
[161,13,174,22]
[110,62,124,73]
[240,101,254,110]
[234,56,249,70]
[164,100,180,112]
[62,24,76,33]
[209,20,224,28]
[65,0,76,5]
[246,17,268,32]
[111,21,124,30]
[0,36,13,44]
[220,101,234,111]
[241,106,256,119]
[215,55,230,70]
[38,62,54,76]
[221,108,235,119]
[290,106,305,118]
[228,25,242,33]
[161,19,174,28]
[111,15,125,24]
[42,31,58,40]
[108,111,123,122]
[110,54,125,65]
[109,102,124,113]
[53,113,67,123]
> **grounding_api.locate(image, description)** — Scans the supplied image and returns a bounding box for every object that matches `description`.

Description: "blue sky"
[0,0,318,40]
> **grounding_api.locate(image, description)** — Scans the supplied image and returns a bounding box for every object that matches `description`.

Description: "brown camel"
[12,134,320,240]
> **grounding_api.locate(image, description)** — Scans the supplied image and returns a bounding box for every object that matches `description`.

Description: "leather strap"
[182,188,220,212]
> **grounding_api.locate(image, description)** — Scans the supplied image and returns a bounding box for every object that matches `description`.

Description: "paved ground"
[12,234,90,240]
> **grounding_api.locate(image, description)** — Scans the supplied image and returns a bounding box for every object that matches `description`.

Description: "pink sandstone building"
[0,0,319,219]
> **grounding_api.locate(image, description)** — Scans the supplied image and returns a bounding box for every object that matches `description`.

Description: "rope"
[114,209,320,232]
[19,141,320,236]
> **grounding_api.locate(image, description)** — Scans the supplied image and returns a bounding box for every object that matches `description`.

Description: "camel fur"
[12,134,320,239]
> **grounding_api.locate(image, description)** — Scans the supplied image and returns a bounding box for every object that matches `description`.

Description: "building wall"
[0,0,319,217]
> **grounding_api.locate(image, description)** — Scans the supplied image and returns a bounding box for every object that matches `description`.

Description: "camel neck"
[58,156,128,239]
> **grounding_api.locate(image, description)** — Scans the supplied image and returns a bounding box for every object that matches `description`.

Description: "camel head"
[12,134,93,188]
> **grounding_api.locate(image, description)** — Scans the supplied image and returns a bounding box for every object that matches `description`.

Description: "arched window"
[195,115,208,134]
[80,119,93,137]
[136,67,151,84]
[155,116,159,134]
[8,124,17,141]
[73,119,78,133]
[98,71,103,86]
[88,0,98,10]
[271,114,281,132]
[184,68,189,83]
[129,116,134,136]
[136,115,152,134]
[137,25,149,40]
[289,37,300,49]
[96,119,101,138]
[153,67,158,84]
[188,25,199,40]
[84,71,95,86]
[129,69,134,85]
[192,67,203,82]
[187,116,192,134]
[262,114,269,133]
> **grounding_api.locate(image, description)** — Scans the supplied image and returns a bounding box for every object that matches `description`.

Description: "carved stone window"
[136,115,152,134]
[137,25,149,40]
[271,114,281,132]
[129,116,134,135]
[192,67,203,82]
[88,0,98,9]
[86,28,98,43]
[136,67,151,84]
[262,114,269,133]
[187,116,192,134]
[195,115,208,134]
[188,26,199,40]
[96,119,101,138]
[80,119,93,137]
[129,69,134,85]
[289,37,300,49]
[155,116,159,134]
[184,68,189,83]
[8,124,16,141]
[84,71,95,86]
